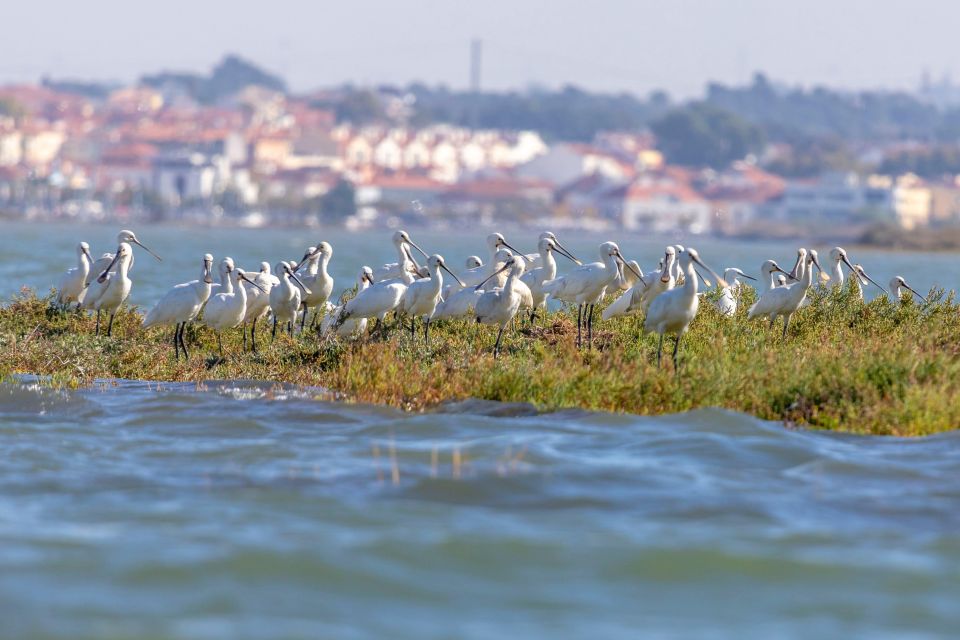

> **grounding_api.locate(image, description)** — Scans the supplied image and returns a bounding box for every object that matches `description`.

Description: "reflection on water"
[0,377,958,638]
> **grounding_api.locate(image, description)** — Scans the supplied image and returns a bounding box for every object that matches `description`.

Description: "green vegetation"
[2,283,959,437]
[650,103,766,169]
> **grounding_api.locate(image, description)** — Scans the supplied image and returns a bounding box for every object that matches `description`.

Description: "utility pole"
[470,38,482,130]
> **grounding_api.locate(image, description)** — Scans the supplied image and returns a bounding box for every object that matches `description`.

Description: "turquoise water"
[2,221,960,638]
[1,377,958,638]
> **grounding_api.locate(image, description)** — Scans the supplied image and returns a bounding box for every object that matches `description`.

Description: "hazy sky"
[2,0,957,97]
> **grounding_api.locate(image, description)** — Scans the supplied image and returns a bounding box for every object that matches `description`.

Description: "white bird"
[775,274,788,288]
[322,268,373,338]
[402,254,465,342]
[748,249,825,338]
[242,261,278,352]
[714,268,757,317]
[204,266,265,356]
[56,241,93,308]
[269,262,312,339]
[828,247,853,287]
[637,246,678,314]
[889,276,925,302]
[670,244,685,283]
[337,257,416,332]
[520,236,579,322]
[465,255,484,270]
[142,254,215,359]
[475,255,527,357]
[603,258,653,321]
[542,241,641,348]
[645,248,727,367]
[372,230,430,281]
[521,231,581,269]
[295,241,335,331]
[87,242,134,337]
[434,248,514,320]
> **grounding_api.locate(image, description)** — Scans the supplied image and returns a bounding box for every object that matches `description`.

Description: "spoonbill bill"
[849,263,888,299]
[142,254,214,359]
[644,248,727,368]
[402,254,465,342]
[521,231,581,268]
[269,262,312,339]
[56,242,93,309]
[90,229,162,277]
[542,241,641,349]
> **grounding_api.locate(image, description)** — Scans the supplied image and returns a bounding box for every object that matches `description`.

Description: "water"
[1,377,959,638]
[2,221,957,307]
[2,222,960,637]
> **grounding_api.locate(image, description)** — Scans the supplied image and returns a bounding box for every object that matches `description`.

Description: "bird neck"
[235,278,247,302]
[682,260,698,296]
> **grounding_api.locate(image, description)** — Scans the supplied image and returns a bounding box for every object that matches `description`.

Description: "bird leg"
[272,317,278,341]
[300,304,308,333]
[287,321,293,336]
[782,314,791,340]
[106,313,115,337]
[424,318,430,345]
[657,333,664,367]
[494,324,506,358]
[410,316,416,341]
[95,310,101,335]
[179,323,190,360]
[243,323,248,351]
[576,304,582,349]
[251,318,258,353]
[217,332,223,358]
[173,324,180,360]
[673,334,682,371]
[587,304,595,349]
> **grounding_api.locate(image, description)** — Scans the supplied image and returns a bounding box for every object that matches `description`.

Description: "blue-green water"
[1,378,959,638]
[2,222,960,638]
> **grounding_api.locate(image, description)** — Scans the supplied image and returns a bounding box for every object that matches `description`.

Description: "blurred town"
[4,54,960,241]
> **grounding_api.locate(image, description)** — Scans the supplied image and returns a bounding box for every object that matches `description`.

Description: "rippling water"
[1,377,958,638]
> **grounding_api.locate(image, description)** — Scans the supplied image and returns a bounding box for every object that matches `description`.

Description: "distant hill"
[141,54,287,104]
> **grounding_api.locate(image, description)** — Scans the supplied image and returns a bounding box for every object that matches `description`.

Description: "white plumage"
[56,242,93,308]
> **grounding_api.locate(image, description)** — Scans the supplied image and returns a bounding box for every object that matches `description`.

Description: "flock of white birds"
[53,229,927,365]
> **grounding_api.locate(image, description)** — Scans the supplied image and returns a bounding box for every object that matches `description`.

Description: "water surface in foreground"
[1,378,958,639]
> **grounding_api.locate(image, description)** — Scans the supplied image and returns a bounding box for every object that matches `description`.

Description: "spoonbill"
[242,262,279,352]
[205,266,265,356]
[372,230,430,281]
[442,255,484,299]
[827,247,856,287]
[714,268,756,317]
[521,231,581,268]
[748,249,825,338]
[434,248,514,320]
[269,262,312,339]
[56,241,93,309]
[520,236,579,322]
[889,276,925,301]
[88,243,134,336]
[142,254,214,359]
[775,274,788,287]
[645,248,727,367]
[402,254,465,342]
[295,241,334,331]
[542,241,641,348]
[322,267,372,338]
[337,257,416,332]
[475,256,526,357]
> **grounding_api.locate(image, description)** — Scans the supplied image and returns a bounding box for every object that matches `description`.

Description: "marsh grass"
[2,281,960,436]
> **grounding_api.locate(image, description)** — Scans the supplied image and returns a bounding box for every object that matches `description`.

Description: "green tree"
[335,90,385,125]
[651,103,766,168]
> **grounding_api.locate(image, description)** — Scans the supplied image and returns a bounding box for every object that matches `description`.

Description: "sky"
[1,0,957,98]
